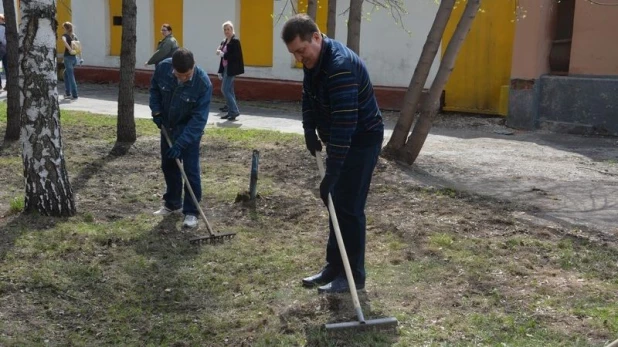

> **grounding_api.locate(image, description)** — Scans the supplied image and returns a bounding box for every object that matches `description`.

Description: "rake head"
[325,316,398,333]
[189,231,236,245]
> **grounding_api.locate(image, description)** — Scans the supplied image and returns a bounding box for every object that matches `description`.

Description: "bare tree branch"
[365,0,412,35]
[274,0,297,25]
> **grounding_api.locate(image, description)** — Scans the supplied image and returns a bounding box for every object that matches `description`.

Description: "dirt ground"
[1,110,618,345]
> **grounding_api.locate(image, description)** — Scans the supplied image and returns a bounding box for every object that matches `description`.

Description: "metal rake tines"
[189,232,236,245]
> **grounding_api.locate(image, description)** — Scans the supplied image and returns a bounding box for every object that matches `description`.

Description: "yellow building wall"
[441,0,516,116]
[295,0,328,68]
[108,0,122,56]
[153,0,183,50]
[239,0,273,67]
[56,0,71,55]
[110,0,183,56]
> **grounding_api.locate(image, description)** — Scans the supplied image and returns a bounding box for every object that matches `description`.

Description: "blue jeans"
[63,55,78,97]
[325,138,383,283]
[160,135,202,216]
[221,66,239,116]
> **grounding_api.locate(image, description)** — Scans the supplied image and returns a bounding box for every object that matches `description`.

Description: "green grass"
[8,196,24,215]
[1,105,617,346]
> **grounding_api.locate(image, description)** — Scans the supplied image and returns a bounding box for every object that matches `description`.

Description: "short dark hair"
[172,48,195,73]
[162,23,172,32]
[281,14,319,44]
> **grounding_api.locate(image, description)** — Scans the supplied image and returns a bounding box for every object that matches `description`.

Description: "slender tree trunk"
[307,0,318,20]
[20,0,75,216]
[383,0,456,158]
[400,0,481,165]
[115,0,137,153]
[326,0,336,38]
[2,0,20,143]
[346,0,363,54]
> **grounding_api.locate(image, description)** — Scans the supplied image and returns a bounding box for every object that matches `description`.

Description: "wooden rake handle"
[160,126,215,236]
[315,153,366,324]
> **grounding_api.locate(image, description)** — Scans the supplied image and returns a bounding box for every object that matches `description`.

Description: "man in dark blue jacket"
[149,48,212,228]
[282,14,385,294]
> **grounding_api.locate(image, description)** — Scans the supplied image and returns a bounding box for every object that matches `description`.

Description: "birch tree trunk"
[20,0,75,216]
[326,0,336,38]
[382,0,456,158]
[114,0,137,154]
[400,0,482,165]
[346,0,363,54]
[2,0,21,143]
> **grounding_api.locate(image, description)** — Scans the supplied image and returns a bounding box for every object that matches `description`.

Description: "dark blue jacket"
[149,58,212,149]
[302,36,384,176]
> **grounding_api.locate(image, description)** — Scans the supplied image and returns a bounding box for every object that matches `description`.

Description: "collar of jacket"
[308,34,331,87]
[166,65,197,87]
[160,34,174,44]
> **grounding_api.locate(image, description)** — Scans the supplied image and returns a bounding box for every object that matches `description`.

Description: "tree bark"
[20,0,75,216]
[2,0,20,143]
[400,0,481,165]
[382,0,456,158]
[326,0,336,38]
[115,0,137,152]
[346,0,363,54]
[307,0,318,21]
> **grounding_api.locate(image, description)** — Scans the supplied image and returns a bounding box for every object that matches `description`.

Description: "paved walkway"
[4,83,616,235]
[53,84,326,136]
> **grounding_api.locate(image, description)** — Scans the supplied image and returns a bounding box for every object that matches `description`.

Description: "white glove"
[217,73,222,80]
[79,59,84,66]
[216,49,224,56]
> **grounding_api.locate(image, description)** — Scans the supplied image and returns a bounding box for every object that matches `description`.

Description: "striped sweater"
[302,36,384,176]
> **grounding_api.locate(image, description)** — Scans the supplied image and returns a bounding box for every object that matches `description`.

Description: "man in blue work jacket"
[149,48,212,228]
[282,14,385,294]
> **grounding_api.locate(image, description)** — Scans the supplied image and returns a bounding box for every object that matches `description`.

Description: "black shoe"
[302,266,340,288]
[219,106,228,112]
[317,275,365,294]
[220,114,230,119]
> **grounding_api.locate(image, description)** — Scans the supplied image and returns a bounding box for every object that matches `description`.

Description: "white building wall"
[72,0,154,69]
[72,0,441,88]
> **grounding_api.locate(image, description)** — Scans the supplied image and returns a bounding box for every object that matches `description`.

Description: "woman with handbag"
[61,22,81,100]
[216,21,244,121]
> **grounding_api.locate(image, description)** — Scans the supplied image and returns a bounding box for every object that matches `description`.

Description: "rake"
[161,126,235,244]
[315,153,398,332]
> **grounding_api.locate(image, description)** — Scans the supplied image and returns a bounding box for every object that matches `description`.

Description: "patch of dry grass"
[0,107,617,346]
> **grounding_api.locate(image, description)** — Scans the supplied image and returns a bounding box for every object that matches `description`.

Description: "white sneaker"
[183,215,198,228]
[153,206,181,216]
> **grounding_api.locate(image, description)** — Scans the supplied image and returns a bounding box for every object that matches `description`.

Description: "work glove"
[152,115,163,129]
[319,174,338,207]
[79,59,84,66]
[304,131,322,157]
[166,144,183,159]
[217,73,223,80]
[69,49,77,55]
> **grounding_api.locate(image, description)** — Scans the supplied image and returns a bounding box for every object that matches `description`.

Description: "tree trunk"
[382,0,456,158]
[20,0,75,216]
[346,0,363,54]
[307,0,318,21]
[400,0,481,165]
[2,0,20,143]
[326,0,336,38]
[115,0,137,153]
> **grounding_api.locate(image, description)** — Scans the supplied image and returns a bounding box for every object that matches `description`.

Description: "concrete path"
[4,83,616,234]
